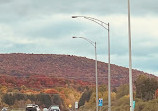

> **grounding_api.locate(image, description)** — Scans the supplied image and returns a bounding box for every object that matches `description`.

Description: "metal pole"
[108,23,111,111]
[95,42,99,111]
[99,106,102,111]
[128,0,133,111]
[72,17,110,110]
[72,37,98,111]
[72,16,111,110]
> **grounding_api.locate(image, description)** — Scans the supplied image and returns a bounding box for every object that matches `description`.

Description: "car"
[35,105,40,111]
[43,108,48,111]
[48,105,60,111]
[26,104,40,111]
[1,107,8,111]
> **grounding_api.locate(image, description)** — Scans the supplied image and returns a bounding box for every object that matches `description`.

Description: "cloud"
[0,0,158,75]
[0,0,157,23]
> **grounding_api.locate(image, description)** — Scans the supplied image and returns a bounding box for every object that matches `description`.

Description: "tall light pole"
[72,36,99,111]
[128,0,134,111]
[72,16,111,111]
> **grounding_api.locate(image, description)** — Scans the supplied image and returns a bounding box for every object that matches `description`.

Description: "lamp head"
[72,16,77,18]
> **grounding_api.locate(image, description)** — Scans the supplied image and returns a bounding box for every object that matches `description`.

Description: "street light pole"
[107,23,111,111]
[72,16,111,111]
[72,37,99,111]
[94,41,99,111]
[128,0,134,111]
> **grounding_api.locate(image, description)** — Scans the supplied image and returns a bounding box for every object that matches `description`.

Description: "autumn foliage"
[0,53,156,89]
[43,89,59,94]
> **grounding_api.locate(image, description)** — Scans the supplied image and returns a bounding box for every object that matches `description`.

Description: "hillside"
[0,53,156,88]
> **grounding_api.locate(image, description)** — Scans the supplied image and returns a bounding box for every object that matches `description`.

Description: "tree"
[20,85,27,90]
[37,93,52,107]
[134,75,158,101]
[52,94,62,106]
[116,84,129,99]
[78,89,92,108]
[2,93,15,105]
[134,75,147,99]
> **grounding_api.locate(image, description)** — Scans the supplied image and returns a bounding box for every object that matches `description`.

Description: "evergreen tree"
[37,93,52,107]
[52,94,62,106]
[78,89,92,108]
[2,93,15,105]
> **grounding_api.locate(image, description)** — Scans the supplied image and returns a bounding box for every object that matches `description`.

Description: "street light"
[72,16,111,111]
[72,36,99,111]
[128,0,134,111]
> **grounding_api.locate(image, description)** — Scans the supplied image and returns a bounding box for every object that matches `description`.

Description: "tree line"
[2,93,65,109]
[78,75,158,111]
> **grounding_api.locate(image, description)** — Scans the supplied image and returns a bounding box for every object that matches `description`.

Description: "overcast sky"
[0,0,158,75]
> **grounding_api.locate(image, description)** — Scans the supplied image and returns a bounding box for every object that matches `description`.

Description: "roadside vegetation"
[78,75,158,111]
[1,75,158,111]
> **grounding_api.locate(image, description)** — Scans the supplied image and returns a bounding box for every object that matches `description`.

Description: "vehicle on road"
[26,104,40,111]
[43,108,48,111]
[1,107,8,111]
[48,105,60,111]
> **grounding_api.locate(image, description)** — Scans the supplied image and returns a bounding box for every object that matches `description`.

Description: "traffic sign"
[75,102,78,109]
[98,98,103,106]
[133,101,136,109]
[68,104,72,108]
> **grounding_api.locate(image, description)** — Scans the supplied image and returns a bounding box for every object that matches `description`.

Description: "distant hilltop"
[0,53,156,88]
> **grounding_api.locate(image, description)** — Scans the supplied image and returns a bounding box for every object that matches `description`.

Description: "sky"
[0,0,158,75]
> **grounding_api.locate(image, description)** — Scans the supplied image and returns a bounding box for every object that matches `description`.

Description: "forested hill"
[0,53,156,87]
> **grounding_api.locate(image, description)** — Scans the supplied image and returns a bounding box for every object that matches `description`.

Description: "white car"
[43,108,48,111]
[26,104,40,111]
[48,105,60,111]
[1,107,8,111]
